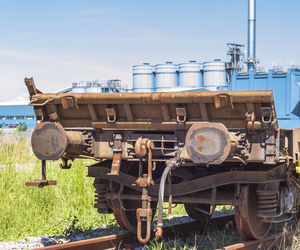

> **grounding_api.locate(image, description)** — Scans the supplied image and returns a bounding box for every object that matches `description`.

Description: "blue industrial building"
[230,69,300,129]
[0,105,35,129]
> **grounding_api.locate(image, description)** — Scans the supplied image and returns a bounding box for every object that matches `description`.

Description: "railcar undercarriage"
[24,78,300,244]
[88,160,300,241]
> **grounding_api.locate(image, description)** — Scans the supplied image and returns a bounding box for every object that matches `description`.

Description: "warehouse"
[0,104,35,129]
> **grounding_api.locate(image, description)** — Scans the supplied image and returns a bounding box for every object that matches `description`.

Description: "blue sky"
[0,0,300,102]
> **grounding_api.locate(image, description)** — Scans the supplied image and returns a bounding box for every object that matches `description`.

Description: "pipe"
[247,0,256,71]
[155,164,172,239]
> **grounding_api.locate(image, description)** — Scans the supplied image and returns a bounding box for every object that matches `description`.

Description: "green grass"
[0,135,118,241]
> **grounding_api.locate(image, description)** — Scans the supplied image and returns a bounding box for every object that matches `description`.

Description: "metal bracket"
[108,134,122,175]
[265,133,277,165]
[25,160,57,188]
[61,96,78,110]
[24,77,43,96]
[134,137,154,186]
[136,186,152,244]
[261,107,272,124]
[60,158,71,169]
[105,107,117,123]
[213,93,234,109]
[176,107,186,123]
[29,98,54,107]
[49,112,59,121]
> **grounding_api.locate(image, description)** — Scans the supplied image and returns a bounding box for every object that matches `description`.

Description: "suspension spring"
[94,179,110,214]
[257,190,278,217]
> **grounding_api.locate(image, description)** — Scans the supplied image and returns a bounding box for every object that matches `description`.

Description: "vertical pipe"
[41,160,46,180]
[248,0,256,71]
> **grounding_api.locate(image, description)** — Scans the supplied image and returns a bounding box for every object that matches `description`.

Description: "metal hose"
[155,164,172,239]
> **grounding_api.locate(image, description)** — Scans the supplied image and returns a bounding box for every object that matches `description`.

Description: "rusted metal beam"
[24,77,42,96]
[88,164,287,197]
[124,104,133,121]
[88,104,98,121]
[221,232,293,250]
[34,215,234,250]
[105,191,235,205]
[29,90,274,105]
[161,104,170,121]
[89,120,248,130]
[199,103,209,121]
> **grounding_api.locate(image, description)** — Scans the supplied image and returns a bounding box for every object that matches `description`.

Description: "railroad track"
[34,215,296,250]
[34,215,234,250]
[221,231,293,250]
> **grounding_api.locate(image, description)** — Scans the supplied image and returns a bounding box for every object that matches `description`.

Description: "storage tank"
[86,81,101,93]
[203,59,227,88]
[133,63,155,92]
[179,60,202,88]
[72,81,88,93]
[155,62,178,92]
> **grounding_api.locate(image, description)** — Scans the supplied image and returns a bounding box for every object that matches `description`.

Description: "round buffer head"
[31,122,68,160]
[185,123,231,165]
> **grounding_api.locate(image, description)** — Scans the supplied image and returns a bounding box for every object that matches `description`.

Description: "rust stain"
[197,146,203,152]
[197,135,206,142]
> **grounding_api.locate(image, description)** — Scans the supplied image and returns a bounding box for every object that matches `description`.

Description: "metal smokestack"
[247,0,256,70]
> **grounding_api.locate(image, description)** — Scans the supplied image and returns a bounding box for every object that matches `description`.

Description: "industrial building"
[72,79,123,93]
[0,104,35,129]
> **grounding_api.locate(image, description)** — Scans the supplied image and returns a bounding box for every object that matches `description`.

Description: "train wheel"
[292,189,300,223]
[184,204,211,223]
[234,185,271,240]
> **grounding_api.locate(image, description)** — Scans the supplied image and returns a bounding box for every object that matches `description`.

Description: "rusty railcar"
[25,78,300,243]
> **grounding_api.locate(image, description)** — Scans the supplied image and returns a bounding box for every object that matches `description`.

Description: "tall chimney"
[247,0,256,70]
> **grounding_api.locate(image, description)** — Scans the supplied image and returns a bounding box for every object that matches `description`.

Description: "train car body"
[25,78,300,243]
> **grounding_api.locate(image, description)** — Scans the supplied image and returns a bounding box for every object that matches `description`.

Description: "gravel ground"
[0,216,192,250]
[0,225,123,250]
[1,212,294,250]
[0,213,236,250]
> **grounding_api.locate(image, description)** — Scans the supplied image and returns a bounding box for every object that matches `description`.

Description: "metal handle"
[136,207,152,244]
[29,98,53,106]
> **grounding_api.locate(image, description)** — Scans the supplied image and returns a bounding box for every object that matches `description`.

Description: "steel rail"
[221,231,293,250]
[34,215,234,250]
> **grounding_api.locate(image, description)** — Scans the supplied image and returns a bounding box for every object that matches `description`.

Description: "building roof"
[0,105,34,116]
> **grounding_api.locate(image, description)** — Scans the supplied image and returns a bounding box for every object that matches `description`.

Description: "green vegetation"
[0,136,38,165]
[16,122,28,132]
[0,136,117,241]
